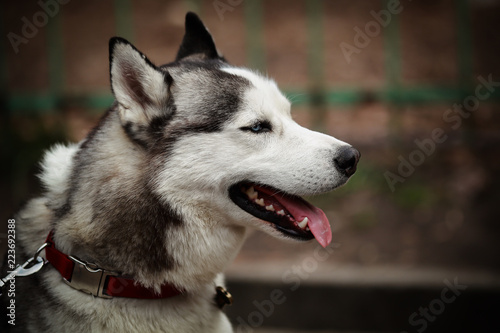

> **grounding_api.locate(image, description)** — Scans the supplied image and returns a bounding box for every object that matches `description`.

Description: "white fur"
[16,43,355,333]
[39,143,79,196]
[18,143,235,333]
[156,66,350,243]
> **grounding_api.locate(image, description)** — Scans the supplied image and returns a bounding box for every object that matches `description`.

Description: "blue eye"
[250,124,263,132]
[241,121,272,134]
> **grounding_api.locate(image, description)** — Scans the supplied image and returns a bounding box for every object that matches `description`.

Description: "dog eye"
[241,121,272,134]
[250,123,264,132]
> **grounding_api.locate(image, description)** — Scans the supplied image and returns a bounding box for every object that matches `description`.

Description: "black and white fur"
[9,13,358,332]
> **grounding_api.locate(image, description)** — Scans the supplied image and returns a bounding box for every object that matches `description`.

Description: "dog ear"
[109,37,171,127]
[175,12,220,61]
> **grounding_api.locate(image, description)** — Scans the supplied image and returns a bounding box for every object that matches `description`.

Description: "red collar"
[44,231,183,299]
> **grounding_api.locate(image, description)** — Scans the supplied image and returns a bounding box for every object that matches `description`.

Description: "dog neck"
[48,112,247,293]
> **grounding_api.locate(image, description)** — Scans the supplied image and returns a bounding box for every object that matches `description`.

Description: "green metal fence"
[1,0,499,114]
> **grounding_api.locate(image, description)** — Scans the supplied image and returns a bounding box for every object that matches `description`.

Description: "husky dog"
[8,12,359,333]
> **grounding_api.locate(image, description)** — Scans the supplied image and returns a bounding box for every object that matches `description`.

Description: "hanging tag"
[215,286,233,309]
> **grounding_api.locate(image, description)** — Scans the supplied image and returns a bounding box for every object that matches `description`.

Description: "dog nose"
[334,146,360,177]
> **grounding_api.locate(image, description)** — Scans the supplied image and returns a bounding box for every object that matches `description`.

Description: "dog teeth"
[297,217,308,229]
[246,186,258,200]
[265,205,275,212]
[277,210,285,216]
[255,198,265,206]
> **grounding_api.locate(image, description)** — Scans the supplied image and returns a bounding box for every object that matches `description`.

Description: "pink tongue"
[304,207,332,248]
[282,197,332,248]
[258,187,332,248]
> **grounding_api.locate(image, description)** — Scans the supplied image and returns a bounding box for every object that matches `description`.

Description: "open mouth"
[229,181,332,247]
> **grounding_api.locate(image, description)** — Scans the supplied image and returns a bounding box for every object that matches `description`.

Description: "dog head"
[109,13,359,249]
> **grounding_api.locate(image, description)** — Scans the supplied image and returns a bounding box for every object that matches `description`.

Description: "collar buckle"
[64,256,115,299]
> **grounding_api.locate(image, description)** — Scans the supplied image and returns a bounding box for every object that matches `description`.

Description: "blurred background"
[1,0,499,332]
